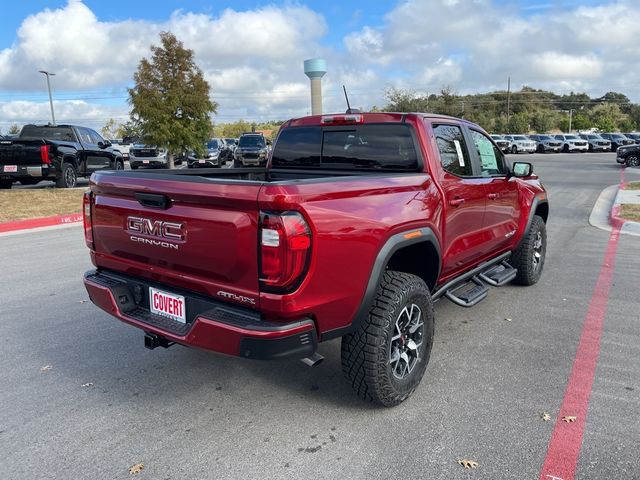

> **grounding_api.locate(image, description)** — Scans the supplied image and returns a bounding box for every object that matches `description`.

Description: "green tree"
[530,111,554,133]
[128,31,217,167]
[117,120,143,140]
[101,118,120,139]
[507,112,530,133]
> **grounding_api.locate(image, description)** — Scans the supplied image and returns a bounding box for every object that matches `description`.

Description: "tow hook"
[301,352,324,367]
[144,333,174,350]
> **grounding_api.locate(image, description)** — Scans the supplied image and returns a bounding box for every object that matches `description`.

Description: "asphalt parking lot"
[1,152,638,479]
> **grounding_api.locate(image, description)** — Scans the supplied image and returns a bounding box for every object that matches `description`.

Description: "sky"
[0,0,636,132]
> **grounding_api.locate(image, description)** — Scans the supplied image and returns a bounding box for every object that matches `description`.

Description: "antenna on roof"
[343,85,361,114]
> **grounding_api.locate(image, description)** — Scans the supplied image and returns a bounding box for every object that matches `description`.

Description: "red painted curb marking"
[0,213,82,233]
[539,170,625,480]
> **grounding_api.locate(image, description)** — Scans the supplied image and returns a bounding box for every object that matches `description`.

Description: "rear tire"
[55,163,77,188]
[0,180,12,189]
[511,215,546,286]
[115,160,124,170]
[130,164,138,170]
[341,271,434,407]
[511,145,518,154]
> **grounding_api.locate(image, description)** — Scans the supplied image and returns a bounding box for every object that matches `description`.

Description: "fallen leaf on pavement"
[504,317,512,322]
[40,365,52,372]
[129,463,144,475]
[458,459,479,469]
[81,383,94,388]
[541,412,551,421]
[562,415,577,423]
[78,300,88,304]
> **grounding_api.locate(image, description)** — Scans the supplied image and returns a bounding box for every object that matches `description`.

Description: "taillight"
[83,191,94,249]
[40,145,51,164]
[259,211,311,292]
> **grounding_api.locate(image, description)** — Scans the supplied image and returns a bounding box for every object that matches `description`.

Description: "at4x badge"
[217,290,256,305]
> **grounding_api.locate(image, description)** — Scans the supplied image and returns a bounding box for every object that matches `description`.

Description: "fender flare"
[321,227,441,340]
[516,196,548,250]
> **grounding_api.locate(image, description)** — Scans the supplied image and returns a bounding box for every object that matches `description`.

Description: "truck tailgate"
[90,172,262,307]
[0,140,44,170]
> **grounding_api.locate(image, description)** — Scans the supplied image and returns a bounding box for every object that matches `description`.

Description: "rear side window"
[19,126,76,142]
[272,124,419,170]
[433,124,472,177]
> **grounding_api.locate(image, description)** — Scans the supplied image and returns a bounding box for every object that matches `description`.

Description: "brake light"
[83,191,94,249]
[259,211,311,292]
[321,114,363,124]
[40,145,51,164]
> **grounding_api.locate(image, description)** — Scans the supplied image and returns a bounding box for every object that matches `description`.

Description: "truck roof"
[286,112,479,128]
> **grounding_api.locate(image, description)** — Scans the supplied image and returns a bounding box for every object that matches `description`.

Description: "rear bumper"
[83,269,317,360]
[0,164,48,180]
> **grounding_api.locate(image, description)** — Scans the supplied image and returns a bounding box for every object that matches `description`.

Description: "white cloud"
[345,0,640,100]
[1,0,639,130]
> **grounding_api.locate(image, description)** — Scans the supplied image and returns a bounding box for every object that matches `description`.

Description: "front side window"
[470,130,506,176]
[433,124,472,177]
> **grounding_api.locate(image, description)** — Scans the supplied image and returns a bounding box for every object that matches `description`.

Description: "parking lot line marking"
[539,170,624,480]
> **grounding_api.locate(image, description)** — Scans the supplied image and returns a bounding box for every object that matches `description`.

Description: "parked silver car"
[503,135,536,154]
[578,134,611,152]
[554,134,589,153]
[528,134,563,153]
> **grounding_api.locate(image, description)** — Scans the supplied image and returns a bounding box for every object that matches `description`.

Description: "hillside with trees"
[379,86,640,133]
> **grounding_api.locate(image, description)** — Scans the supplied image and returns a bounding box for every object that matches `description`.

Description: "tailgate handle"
[135,192,171,209]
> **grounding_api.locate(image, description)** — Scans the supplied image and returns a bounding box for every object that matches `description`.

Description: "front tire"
[626,155,640,168]
[511,145,518,154]
[341,271,434,407]
[511,215,546,285]
[55,163,77,188]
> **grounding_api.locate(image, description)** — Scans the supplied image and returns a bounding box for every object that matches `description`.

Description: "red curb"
[539,223,621,480]
[609,169,627,230]
[610,204,625,230]
[0,212,82,233]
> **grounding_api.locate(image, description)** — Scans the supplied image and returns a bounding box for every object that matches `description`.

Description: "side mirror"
[98,141,108,148]
[511,162,533,177]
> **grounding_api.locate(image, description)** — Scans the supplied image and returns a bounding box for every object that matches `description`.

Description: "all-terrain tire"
[341,271,434,407]
[511,215,546,285]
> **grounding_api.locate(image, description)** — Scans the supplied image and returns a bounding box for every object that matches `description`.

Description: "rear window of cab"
[271,124,419,170]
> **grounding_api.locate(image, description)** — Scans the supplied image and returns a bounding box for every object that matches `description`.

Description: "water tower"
[304,58,327,115]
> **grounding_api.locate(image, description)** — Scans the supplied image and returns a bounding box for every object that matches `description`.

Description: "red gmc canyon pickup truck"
[83,112,548,406]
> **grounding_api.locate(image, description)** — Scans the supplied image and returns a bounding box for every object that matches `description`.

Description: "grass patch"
[624,181,640,190]
[620,204,640,222]
[0,188,84,222]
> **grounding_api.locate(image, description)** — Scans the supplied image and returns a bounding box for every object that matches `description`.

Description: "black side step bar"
[478,261,517,287]
[433,252,510,301]
[445,276,489,307]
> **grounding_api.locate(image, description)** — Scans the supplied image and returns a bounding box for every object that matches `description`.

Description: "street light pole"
[38,70,56,126]
[568,109,574,133]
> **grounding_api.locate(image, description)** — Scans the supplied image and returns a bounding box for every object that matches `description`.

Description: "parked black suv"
[233,133,268,167]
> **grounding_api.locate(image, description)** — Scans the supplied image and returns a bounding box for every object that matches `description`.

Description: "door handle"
[487,193,499,200]
[449,198,465,207]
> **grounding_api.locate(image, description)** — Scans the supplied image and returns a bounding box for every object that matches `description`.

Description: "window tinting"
[271,124,418,170]
[19,126,76,142]
[207,140,219,149]
[470,130,506,176]
[433,124,472,176]
[239,135,265,147]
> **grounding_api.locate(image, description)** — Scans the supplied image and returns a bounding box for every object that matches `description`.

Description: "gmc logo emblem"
[126,216,184,241]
